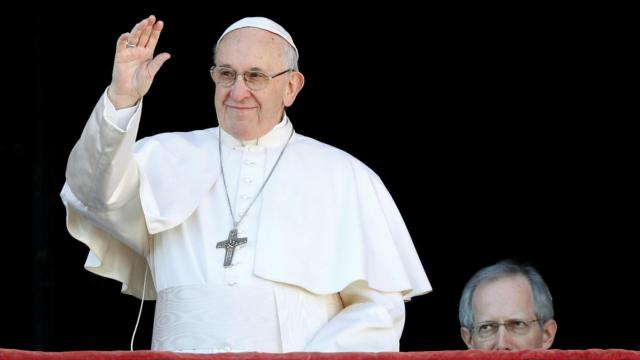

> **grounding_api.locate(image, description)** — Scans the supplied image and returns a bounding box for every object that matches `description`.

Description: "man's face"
[461,275,557,350]
[214,28,296,140]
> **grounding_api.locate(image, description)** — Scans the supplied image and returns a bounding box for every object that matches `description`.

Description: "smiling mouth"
[226,104,256,111]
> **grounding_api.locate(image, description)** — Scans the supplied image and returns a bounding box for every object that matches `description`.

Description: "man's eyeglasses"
[472,319,539,340]
[210,66,293,91]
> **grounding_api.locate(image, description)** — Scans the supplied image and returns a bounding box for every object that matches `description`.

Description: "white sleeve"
[304,280,405,352]
[60,89,154,299]
[103,93,138,132]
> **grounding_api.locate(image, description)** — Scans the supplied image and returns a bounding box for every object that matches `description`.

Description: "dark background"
[1,4,636,352]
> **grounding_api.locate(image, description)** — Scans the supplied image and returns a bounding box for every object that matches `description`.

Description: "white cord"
[130,267,148,351]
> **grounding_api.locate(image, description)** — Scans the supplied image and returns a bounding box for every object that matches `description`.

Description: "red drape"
[1,349,639,360]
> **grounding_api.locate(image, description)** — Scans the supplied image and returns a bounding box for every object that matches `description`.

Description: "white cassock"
[61,90,432,353]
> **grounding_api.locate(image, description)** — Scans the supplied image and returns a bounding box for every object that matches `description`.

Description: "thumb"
[147,52,171,78]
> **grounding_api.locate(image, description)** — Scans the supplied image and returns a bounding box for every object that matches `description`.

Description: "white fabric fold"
[135,129,220,234]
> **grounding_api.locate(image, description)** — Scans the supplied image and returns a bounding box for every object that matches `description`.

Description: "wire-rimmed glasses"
[472,319,539,339]
[210,66,292,91]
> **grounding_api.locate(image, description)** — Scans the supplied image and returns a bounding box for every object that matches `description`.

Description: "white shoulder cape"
[134,128,431,300]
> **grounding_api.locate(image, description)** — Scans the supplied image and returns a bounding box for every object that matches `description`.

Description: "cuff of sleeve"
[103,88,140,132]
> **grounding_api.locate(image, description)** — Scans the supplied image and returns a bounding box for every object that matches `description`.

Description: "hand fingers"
[126,15,156,48]
[144,20,165,51]
[137,15,156,48]
[116,32,130,51]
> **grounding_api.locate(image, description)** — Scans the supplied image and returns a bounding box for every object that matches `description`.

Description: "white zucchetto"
[216,17,298,60]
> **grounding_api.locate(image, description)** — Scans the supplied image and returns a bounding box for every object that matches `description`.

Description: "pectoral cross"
[216,228,248,267]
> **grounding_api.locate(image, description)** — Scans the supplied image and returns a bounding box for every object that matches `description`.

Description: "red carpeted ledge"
[1,349,639,360]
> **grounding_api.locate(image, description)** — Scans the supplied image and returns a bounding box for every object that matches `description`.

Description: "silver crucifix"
[216,228,248,267]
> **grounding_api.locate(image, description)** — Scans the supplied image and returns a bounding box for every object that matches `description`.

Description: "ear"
[283,71,305,107]
[460,327,474,349]
[541,319,558,349]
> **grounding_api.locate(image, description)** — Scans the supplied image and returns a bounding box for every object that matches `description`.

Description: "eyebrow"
[477,318,527,324]
[216,64,268,72]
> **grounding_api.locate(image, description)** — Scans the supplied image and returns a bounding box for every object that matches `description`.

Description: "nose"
[494,326,515,350]
[229,74,252,100]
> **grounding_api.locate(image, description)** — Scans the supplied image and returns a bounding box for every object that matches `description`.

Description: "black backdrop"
[1,4,637,352]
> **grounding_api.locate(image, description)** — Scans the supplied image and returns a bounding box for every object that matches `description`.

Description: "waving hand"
[107,15,171,109]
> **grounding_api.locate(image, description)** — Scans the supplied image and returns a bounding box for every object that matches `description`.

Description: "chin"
[232,125,261,141]
[219,119,249,137]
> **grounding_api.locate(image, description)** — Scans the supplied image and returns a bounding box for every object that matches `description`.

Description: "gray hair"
[213,35,299,71]
[458,259,554,330]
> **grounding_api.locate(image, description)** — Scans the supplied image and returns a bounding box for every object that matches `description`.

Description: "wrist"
[107,87,139,110]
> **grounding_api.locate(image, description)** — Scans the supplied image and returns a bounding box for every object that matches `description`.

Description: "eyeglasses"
[210,66,293,91]
[472,319,539,340]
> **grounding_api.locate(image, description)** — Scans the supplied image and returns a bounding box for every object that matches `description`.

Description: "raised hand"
[107,15,171,109]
